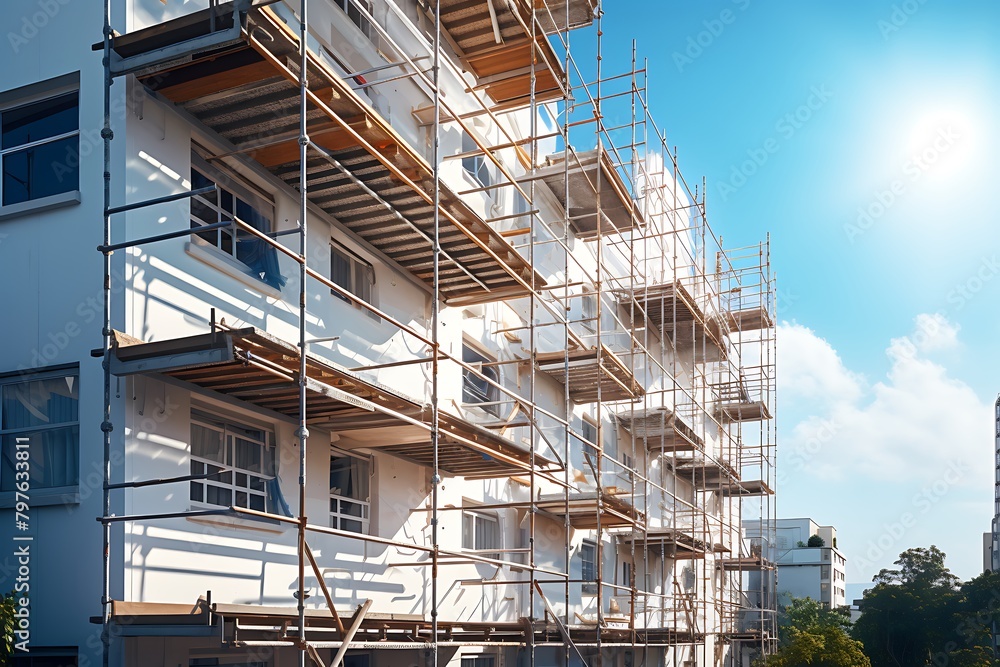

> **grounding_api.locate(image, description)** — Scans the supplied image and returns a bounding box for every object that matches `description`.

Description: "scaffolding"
[96,0,777,665]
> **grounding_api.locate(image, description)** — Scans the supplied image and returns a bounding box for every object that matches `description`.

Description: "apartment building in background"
[747,518,847,610]
[0,1,777,665]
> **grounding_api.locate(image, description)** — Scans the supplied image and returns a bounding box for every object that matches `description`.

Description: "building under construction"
[0,0,777,665]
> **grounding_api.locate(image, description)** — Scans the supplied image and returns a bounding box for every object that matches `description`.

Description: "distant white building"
[747,518,848,609]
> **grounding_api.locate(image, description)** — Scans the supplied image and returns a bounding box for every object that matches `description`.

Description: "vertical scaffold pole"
[100,1,114,666]
[296,0,310,664]
[431,0,442,664]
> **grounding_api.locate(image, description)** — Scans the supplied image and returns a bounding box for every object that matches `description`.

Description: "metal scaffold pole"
[295,0,310,664]
[431,0,442,664]
[100,1,114,666]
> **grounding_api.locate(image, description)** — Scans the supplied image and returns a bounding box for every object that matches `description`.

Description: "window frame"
[189,410,276,513]
[0,366,80,502]
[461,342,503,418]
[330,240,378,319]
[461,132,492,191]
[462,509,500,561]
[334,0,375,41]
[0,73,81,217]
[580,540,597,595]
[189,151,284,290]
[329,448,372,534]
[460,656,496,667]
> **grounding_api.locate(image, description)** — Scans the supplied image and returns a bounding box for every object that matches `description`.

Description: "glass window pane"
[331,248,352,302]
[2,92,78,149]
[462,513,474,550]
[342,518,363,533]
[340,500,364,517]
[1,426,79,491]
[206,486,232,506]
[234,436,262,472]
[190,482,203,502]
[330,455,369,501]
[249,494,265,512]
[191,423,224,463]
[2,375,78,429]
[2,135,79,206]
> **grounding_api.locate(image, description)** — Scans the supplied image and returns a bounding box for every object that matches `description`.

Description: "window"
[513,191,530,228]
[581,415,598,448]
[190,155,286,290]
[1,82,79,207]
[330,451,371,533]
[821,566,830,580]
[462,510,500,560]
[581,291,598,332]
[0,369,79,492]
[620,561,632,588]
[581,540,597,594]
[334,0,374,40]
[189,411,275,512]
[330,241,377,319]
[11,650,78,667]
[462,132,492,190]
[462,344,502,418]
[461,657,496,667]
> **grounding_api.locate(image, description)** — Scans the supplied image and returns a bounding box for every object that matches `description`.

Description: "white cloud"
[779,322,864,404]
[779,314,991,486]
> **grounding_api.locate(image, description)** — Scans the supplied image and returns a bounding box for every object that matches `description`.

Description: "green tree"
[756,597,870,667]
[852,546,964,667]
[0,590,16,660]
[808,534,826,548]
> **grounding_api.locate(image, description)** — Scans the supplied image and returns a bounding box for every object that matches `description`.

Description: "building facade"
[0,1,777,666]
[747,519,846,610]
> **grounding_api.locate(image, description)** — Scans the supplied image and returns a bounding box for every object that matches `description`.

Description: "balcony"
[109,327,557,478]
[622,281,727,362]
[535,345,644,403]
[431,0,582,109]
[717,400,772,423]
[531,147,644,239]
[725,304,774,332]
[718,479,774,497]
[111,3,541,305]
[618,527,717,561]
[535,489,643,529]
[615,406,704,453]
[713,368,773,423]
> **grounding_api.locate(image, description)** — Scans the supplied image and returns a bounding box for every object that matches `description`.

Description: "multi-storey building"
[747,518,846,610]
[0,1,777,666]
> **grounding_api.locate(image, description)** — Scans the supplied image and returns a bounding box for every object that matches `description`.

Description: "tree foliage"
[853,547,1000,667]
[757,597,870,667]
[808,534,826,548]
[0,590,15,660]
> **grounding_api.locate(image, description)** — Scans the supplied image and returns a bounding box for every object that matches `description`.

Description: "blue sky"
[576,1,1000,585]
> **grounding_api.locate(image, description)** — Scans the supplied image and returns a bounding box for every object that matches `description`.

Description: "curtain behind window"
[236,200,287,290]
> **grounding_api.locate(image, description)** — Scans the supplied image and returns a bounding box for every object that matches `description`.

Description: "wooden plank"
[159,60,279,104]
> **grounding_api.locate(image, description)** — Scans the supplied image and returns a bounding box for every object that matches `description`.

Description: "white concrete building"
[0,1,778,666]
[747,519,847,610]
